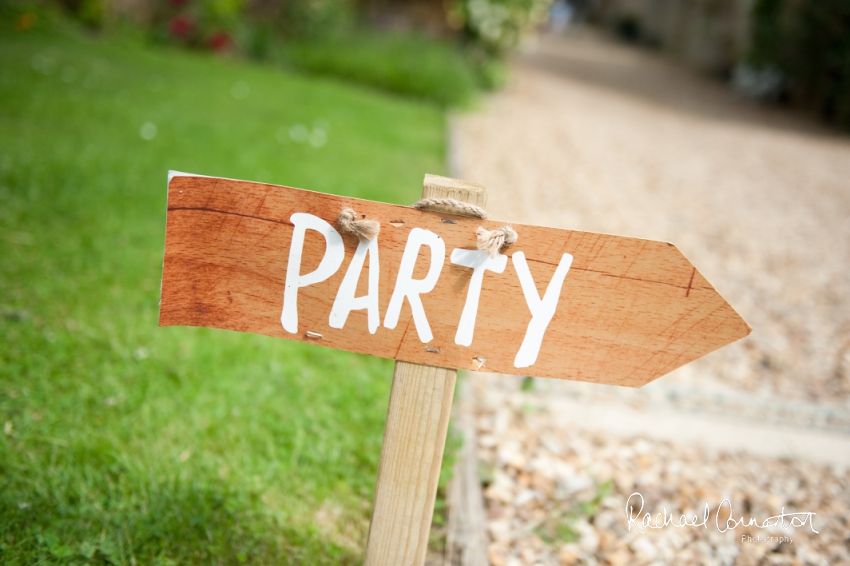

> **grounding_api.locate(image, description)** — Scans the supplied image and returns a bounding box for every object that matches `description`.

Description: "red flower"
[169,15,194,39]
[209,31,231,52]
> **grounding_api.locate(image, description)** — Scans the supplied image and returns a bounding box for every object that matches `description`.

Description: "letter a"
[384,228,445,343]
[329,238,380,334]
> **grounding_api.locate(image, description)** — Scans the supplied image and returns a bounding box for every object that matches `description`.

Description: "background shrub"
[748,0,850,129]
[9,0,554,104]
[279,32,479,107]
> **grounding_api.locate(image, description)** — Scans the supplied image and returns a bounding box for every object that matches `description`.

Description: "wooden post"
[364,175,487,566]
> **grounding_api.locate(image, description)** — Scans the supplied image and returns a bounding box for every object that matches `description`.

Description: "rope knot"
[476,225,518,257]
[411,198,489,219]
[409,197,517,257]
[337,208,380,242]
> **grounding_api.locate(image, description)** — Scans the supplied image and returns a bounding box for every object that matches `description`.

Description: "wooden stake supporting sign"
[363,176,486,566]
[159,172,750,564]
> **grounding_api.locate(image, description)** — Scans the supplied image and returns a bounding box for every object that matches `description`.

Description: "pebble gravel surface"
[451,29,850,565]
[475,375,849,566]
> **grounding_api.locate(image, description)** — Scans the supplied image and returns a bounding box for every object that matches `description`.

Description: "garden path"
[450,29,850,566]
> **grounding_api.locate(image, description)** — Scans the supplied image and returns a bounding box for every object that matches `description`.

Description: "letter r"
[384,228,445,343]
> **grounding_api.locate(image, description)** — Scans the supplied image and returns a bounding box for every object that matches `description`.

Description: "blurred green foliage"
[252,0,356,40]
[8,0,552,104]
[749,0,850,129]
[456,0,551,56]
[280,32,479,107]
[0,18,448,564]
[449,0,551,89]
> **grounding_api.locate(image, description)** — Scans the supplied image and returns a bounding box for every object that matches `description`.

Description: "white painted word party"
[283,212,573,369]
[159,173,749,386]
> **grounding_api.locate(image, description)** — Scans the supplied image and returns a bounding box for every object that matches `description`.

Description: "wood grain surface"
[159,173,750,387]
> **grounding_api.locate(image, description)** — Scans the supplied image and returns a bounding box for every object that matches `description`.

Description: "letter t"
[450,249,507,347]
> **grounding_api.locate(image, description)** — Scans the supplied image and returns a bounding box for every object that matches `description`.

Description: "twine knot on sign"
[476,225,518,258]
[411,197,518,257]
[338,208,380,242]
[411,198,489,219]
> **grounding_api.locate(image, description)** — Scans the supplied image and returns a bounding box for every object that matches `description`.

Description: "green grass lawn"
[0,21,447,565]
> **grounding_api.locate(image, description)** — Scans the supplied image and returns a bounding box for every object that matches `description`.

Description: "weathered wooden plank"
[159,173,750,386]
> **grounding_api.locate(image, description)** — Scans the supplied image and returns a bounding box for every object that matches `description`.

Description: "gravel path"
[451,29,850,565]
[473,376,849,566]
[454,30,850,405]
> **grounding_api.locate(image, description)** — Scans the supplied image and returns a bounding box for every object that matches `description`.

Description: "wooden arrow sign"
[159,173,749,387]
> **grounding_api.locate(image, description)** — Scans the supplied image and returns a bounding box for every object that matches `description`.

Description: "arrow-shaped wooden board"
[159,173,750,387]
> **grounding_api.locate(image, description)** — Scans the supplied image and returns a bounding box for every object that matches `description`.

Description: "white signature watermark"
[741,535,793,544]
[625,492,819,536]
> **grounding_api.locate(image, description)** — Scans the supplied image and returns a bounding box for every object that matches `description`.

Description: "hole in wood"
[425,347,441,354]
[440,218,457,224]
[305,331,323,339]
[389,220,404,227]
[473,356,486,370]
